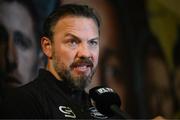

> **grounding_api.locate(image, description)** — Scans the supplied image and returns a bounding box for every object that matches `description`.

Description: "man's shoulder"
[1,75,47,105]
[3,78,41,103]
[9,77,42,97]
[0,77,48,118]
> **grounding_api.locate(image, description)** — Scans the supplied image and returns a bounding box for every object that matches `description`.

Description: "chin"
[5,76,22,87]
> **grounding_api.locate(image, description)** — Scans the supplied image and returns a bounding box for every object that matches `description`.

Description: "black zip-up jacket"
[0,69,92,119]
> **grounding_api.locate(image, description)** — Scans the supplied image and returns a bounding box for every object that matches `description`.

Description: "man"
[0,0,39,88]
[0,4,101,119]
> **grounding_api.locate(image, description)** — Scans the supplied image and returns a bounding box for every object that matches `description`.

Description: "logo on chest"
[59,106,76,118]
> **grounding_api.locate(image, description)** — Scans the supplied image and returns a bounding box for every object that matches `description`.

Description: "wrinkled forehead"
[0,1,34,39]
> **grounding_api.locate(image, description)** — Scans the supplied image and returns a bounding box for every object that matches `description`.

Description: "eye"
[70,39,77,45]
[67,39,79,48]
[88,40,98,47]
[13,31,32,50]
[106,66,121,78]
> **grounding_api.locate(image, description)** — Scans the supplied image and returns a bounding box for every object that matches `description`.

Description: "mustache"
[70,57,93,68]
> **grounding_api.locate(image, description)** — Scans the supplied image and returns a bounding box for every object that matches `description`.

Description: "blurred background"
[0,0,179,119]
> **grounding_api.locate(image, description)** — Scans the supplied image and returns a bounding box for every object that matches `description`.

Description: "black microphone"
[89,86,131,119]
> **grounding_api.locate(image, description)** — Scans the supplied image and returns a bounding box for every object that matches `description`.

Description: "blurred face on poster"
[0,1,38,87]
[145,51,174,118]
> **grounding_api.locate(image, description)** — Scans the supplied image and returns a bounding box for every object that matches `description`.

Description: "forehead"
[53,16,99,36]
[0,2,34,38]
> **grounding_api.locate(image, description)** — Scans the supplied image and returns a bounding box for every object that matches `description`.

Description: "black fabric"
[0,69,92,119]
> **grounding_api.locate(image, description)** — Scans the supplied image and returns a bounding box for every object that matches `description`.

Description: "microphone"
[89,86,130,119]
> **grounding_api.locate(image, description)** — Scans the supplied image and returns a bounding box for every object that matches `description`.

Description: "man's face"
[146,56,174,117]
[0,2,37,87]
[50,16,99,90]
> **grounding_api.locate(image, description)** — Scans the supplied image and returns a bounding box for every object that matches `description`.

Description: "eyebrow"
[65,33,99,41]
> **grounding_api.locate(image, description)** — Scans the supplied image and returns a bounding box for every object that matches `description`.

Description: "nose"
[6,36,18,72]
[76,43,92,59]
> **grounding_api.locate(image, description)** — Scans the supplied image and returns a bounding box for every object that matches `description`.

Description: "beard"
[52,52,96,90]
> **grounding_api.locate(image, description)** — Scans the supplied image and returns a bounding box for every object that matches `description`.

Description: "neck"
[46,60,62,81]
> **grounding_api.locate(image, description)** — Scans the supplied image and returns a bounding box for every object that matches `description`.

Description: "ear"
[41,37,53,59]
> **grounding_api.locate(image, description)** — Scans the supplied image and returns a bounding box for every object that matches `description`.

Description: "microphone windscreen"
[89,86,121,116]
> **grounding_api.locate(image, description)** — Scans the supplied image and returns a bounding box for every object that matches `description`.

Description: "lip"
[71,62,93,68]
[70,60,93,74]
[72,65,91,74]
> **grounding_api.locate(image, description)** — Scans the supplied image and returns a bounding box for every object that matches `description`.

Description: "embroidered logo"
[89,106,108,119]
[59,106,76,118]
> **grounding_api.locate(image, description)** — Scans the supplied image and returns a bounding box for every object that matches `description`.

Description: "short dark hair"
[42,4,100,41]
